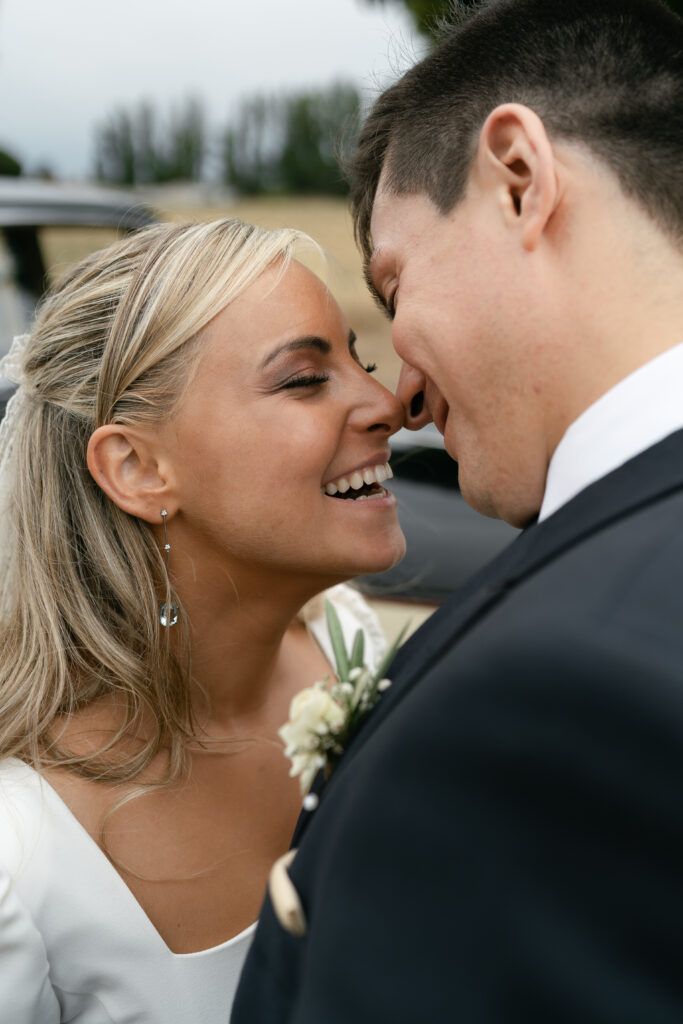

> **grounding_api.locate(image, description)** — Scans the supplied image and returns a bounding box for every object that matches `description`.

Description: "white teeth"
[322,461,393,497]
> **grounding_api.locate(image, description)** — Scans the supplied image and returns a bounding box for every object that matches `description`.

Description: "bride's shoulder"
[0,758,46,870]
[0,759,63,1020]
[300,584,386,669]
[0,757,42,808]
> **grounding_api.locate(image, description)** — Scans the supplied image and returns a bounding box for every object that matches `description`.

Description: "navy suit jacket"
[232,430,683,1023]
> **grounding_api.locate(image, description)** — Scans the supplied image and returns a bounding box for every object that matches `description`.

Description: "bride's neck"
[179,573,335,729]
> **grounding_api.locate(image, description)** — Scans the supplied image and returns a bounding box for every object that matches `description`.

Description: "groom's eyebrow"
[261,336,332,368]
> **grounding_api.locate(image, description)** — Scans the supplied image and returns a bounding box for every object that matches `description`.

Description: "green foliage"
[94,97,206,185]
[222,95,281,195]
[223,83,360,196]
[94,84,359,195]
[94,110,136,185]
[0,149,22,176]
[325,600,351,681]
[164,99,205,183]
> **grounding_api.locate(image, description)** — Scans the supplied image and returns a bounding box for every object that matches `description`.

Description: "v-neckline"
[7,758,257,959]
[3,589,372,954]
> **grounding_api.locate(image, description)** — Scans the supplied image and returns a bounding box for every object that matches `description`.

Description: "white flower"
[278,686,346,754]
[280,603,407,799]
[288,751,326,792]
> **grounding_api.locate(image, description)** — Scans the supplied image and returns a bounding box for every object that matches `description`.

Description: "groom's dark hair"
[349,0,683,260]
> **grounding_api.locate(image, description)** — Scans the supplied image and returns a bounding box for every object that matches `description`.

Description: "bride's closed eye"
[279,357,377,390]
[279,372,330,390]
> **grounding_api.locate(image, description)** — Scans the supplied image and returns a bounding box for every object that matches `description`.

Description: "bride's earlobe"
[87,425,175,523]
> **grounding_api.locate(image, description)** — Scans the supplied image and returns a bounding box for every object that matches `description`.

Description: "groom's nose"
[396,361,433,430]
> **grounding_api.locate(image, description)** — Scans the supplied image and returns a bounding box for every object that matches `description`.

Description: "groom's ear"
[87,424,178,523]
[475,103,561,251]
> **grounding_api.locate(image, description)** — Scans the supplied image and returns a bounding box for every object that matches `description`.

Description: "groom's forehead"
[370,184,459,267]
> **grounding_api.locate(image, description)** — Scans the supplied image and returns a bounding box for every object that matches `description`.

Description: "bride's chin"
[303,524,406,581]
[349,535,407,577]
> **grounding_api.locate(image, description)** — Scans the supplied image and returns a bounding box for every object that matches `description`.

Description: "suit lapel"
[292,428,683,846]
[381,426,683,726]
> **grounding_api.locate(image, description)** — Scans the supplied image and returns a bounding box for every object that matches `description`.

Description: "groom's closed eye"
[363,261,395,321]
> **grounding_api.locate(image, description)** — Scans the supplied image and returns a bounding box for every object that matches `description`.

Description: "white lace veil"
[0,333,30,622]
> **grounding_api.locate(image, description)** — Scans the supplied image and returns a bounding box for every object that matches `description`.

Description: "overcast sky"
[0,0,423,179]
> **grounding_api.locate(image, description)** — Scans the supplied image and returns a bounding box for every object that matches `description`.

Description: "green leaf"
[325,599,350,681]
[350,628,365,671]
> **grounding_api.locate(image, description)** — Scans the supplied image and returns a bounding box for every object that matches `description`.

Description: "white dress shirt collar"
[539,341,683,522]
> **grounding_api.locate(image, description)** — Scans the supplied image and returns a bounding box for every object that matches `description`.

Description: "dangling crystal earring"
[159,509,179,627]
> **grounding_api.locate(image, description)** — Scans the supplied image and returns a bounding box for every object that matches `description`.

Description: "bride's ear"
[87,425,177,524]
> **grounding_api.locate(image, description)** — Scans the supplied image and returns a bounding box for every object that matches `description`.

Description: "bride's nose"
[351,372,405,436]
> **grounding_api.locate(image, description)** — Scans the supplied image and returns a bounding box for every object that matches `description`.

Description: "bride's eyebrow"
[261,336,332,369]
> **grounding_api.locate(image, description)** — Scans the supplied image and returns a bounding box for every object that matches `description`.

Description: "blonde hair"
[0,218,313,786]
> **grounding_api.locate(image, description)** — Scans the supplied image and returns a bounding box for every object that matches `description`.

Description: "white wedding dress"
[0,584,385,1023]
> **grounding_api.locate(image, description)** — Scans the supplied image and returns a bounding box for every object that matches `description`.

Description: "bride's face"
[166,260,406,588]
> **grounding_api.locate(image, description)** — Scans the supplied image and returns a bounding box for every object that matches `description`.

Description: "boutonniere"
[279,599,407,806]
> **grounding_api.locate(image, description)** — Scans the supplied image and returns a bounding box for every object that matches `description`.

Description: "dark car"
[357,423,519,604]
[0,179,156,348]
[0,177,156,417]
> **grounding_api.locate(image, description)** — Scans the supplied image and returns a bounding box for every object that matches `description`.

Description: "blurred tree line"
[94,84,359,196]
[223,84,359,195]
[93,0,683,192]
[94,99,205,186]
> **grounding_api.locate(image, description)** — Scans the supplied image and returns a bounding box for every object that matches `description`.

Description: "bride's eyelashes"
[279,373,331,390]
[277,360,377,391]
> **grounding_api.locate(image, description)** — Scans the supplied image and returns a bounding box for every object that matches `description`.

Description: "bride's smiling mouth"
[321,460,394,503]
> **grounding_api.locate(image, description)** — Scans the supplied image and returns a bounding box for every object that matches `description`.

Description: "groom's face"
[368,180,553,528]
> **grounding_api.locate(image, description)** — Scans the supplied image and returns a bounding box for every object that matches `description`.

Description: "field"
[41,193,402,391]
